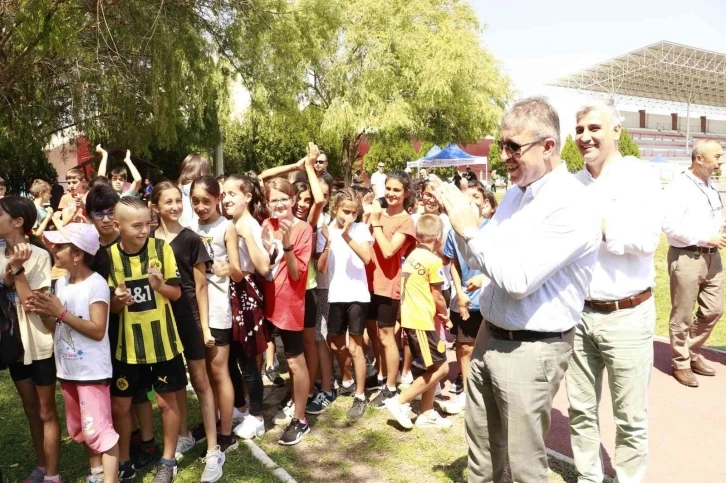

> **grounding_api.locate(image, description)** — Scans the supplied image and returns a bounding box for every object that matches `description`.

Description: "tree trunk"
[342,136,360,188]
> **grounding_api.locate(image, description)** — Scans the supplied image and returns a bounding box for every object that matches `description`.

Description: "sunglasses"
[496,137,549,157]
[315,160,327,164]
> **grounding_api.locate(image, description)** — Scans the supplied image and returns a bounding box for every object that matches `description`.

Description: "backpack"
[0,287,24,370]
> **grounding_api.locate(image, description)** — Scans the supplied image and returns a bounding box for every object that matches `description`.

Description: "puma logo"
[157,376,168,384]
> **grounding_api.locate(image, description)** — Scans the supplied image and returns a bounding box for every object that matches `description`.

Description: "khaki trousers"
[465,324,574,483]
[566,298,655,483]
[667,247,723,370]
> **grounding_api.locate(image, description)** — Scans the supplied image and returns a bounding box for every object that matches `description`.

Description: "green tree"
[560,135,584,173]
[619,128,641,158]
[246,0,511,186]
[488,134,509,187]
[363,138,417,174]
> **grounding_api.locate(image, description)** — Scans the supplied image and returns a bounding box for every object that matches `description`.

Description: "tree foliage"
[560,135,584,173]
[619,128,641,158]
[245,0,511,185]
[363,138,417,174]
[488,134,509,185]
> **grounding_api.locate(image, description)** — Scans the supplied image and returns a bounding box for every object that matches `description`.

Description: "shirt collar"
[684,169,712,188]
[581,153,624,182]
[522,163,567,199]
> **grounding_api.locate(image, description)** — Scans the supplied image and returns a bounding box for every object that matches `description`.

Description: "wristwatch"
[461,227,479,244]
[10,266,25,277]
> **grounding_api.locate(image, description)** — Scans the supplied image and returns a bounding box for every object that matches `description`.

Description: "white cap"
[43,223,100,256]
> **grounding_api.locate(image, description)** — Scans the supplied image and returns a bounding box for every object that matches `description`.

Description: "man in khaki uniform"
[662,139,725,387]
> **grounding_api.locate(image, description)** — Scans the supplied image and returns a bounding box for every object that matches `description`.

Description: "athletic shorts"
[9,356,56,386]
[111,356,187,397]
[442,288,451,307]
[304,290,318,329]
[176,313,206,361]
[450,310,483,344]
[328,302,369,337]
[264,320,304,357]
[210,328,232,347]
[368,294,400,328]
[404,328,447,368]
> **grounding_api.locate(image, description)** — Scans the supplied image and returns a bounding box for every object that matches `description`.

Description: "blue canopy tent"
[407,143,488,181]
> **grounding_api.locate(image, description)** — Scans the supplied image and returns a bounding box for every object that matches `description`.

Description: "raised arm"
[124,150,143,194]
[96,144,109,177]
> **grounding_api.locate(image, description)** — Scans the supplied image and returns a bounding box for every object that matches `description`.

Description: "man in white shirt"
[662,139,725,387]
[434,97,600,482]
[370,163,387,198]
[567,102,662,483]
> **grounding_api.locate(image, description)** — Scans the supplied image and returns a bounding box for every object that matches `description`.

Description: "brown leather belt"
[485,322,573,342]
[675,245,718,254]
[584,288,652,314]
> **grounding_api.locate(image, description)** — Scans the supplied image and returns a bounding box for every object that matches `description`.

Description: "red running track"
[545,338,726,482]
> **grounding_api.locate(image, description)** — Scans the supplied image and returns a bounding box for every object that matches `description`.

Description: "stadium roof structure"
[547,41,726,117]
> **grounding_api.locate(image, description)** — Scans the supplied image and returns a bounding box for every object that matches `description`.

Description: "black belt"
[485,322,573,342]
[674,245,718,254]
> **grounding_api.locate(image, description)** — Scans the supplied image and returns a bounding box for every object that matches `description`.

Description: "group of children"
[0,142,498,483]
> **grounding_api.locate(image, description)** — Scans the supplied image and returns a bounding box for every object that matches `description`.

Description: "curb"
[653,335,726,355]
[243,439,298,483]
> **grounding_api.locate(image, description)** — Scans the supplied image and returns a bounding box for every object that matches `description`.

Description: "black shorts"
[176,313,206,361]
[368,294,400,328]
[328,302,369,337]
[443,288,451,307]
[132,389,152,405]
[265,320,304,357]
[304,290,317,329]
[9,356,56,386]
[450,310,483,343]
[210,328,232,347]
[111,356,188,397]
[405,328,447,368]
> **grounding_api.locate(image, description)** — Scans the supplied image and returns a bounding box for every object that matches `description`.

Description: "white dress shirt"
[662,170,723,248]
[464,163,600,332]
[370,171,387,198]
[575,156,662,301]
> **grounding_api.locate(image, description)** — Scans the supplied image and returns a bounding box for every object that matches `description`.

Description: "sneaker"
[232,407,248,424]
[397,371,414,386]
[338,381,356,397]
[118,460,137,481]
[25,468,46,483]
[346,397,368,421]
[415,410,453,429]
[218,434,238,453]
[306,391,336,415]
[85,473,103,483]
[364,373,383,392]
[133,442,161,469]
[451,373,464,394]
[264,366,285,387]
[273,401,295,426]
[278,418,310,446]
[234,415,266,440]
[437,393,466,415]
[278,392,292,409]
[384,396,413,429]
[175,432,196,459]
[151,464,177,483]
[201,446,225,483]
[370,386,395,409]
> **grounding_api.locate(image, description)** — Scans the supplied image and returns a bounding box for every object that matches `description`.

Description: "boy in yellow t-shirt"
[384,214,451,430]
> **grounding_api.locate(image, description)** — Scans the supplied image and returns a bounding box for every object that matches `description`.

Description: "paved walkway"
[545,339,726,482]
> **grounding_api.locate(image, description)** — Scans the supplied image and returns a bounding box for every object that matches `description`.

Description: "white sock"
[342,379,354,388]
[90,466,103,476]
[387,385,397,393]
[354,393,366,401]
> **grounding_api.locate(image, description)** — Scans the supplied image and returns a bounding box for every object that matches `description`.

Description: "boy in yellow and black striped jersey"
[107,197,186,482]
[384,214,452,430]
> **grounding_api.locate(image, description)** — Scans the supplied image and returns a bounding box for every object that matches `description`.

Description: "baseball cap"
[43,223,100,255]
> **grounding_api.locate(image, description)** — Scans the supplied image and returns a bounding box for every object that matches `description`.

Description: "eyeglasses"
[496,137,549,158]
[377,165,385,169]
[268,197,291,206]
[91,210,114,221]
[315,160,327,164]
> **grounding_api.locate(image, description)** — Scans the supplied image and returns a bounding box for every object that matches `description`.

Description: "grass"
[0,373,279,483]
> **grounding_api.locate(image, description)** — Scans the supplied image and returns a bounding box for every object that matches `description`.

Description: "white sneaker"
[201,445,225,483]
[415,410,453,429]
[436,393,466,415]
[384,396,413,429]
[232,407,249,424]
[234,415,266,440]
[414,383,442,400]
[175,432,196,459]
[397,371,414,386]
[273,402,294,426]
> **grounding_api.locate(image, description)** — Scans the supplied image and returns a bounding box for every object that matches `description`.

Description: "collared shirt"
[662,170,723,248]
[575,155,662,301]
[465,163,600,332]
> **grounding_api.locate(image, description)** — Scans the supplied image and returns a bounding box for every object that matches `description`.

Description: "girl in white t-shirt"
[317,189,373,421]
[222,174,272,440]
[27,223,118,483]
[191,176,243,451]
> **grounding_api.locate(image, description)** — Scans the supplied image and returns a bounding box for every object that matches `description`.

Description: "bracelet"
[283,245,293,252]
[57,308,68,324]
[372,225,382,228]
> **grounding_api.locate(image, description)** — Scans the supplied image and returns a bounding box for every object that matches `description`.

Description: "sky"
[470,0,726,137]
